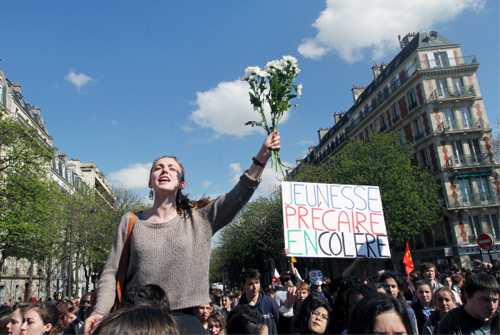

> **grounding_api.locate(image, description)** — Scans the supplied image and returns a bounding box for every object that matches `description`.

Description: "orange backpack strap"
[114,212,136,309]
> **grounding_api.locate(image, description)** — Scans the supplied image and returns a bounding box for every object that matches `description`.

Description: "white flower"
[296,84,303,98]
[266,60,283,71]
[257,69,270,78]
[245,66,261,76]
[282,55,298,64]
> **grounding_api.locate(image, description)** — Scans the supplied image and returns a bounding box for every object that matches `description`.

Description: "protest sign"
[282,181,391,259]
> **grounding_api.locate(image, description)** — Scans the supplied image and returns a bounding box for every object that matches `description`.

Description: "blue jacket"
[239,291,280,335]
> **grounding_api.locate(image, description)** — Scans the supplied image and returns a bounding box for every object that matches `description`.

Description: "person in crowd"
[295,282,310,311]
[411,280,433,334]
[238,269,280,335]
[373,282,391,295]
[437,272,499,334]
[450,273,463,301]
[93,304,181,335]
[220,294,233,317]
[347,293,415,335]
[64,292,91,334]
[0,306,12,335]
[7,302,34,335]
[420,262,444,292]
[226,305,268,335]
[265,287,276,299]
[422,287,458,335]
[345,284,377,322]
[207,310,226,335]
[379,271,418,334]
[441,273,462,304]
[20,302,61,335]
[231,291,242,309]
[275,272,294,307]
[328,276,359,334]
[84,131,281,333]
[119,283,206,335]
[56,302,79,332]
[278,287,332,335]
[194,303,213,330]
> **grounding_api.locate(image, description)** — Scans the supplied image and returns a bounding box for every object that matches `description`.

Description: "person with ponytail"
[84,130,281,334]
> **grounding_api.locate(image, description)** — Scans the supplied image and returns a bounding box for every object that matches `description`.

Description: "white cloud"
[202,180,212,188]
[189,80,290,137]
[108,162,152,189]
[299,0,486,63]
[227,161,290,196]
[299,140,314,146]
[229,163,242,184]
[65,69,93,92]
[181,125,193,132]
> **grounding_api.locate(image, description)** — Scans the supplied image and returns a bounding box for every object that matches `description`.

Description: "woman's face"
[443,277,453,289]
[383,278,400,298]
[6,309,23,335]
[221,297,231,308]
[65,312,77,324]
[416,285,432,305]
[20,309,51,335]
[208,319,222,335]
[298,289,310,303]
[149,157,185,195]
[308,307,329,334]
[373,310,407,335]
[194,304,212,323]
[435,292,456,315]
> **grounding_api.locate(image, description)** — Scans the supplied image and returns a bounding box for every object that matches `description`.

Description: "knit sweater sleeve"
[92,213,131,316]
[199,170,260,234]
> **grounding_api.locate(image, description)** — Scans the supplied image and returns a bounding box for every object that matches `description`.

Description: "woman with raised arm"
[84,130,281,334]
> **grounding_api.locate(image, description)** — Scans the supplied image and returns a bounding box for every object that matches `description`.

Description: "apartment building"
[292,31,499,270]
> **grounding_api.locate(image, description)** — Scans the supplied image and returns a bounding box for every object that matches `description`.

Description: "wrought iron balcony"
[437,117,485,133]
[429,85,476,101]
[418,55,478,70]
[442,153,496,169]
[445,190,499,209]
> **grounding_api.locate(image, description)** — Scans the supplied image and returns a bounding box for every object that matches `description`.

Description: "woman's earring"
[149,189,154,200]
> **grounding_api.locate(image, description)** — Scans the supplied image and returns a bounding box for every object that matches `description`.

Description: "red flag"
[403,242,414,275]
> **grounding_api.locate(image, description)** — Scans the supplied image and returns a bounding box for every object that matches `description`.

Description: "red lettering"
[355,212,370,233]
[311,208,323,231]
[338,211,351,233]
[298,206,310,229]
[322,210,336,231]
[370,213,384,235]
[285,206,297,229]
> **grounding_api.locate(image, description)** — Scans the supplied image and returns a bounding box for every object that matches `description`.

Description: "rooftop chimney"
[351,85,367,104]
[12,82,21,94]
[372,63,382,80]
[318,128,330,142]
[399,32,417,49]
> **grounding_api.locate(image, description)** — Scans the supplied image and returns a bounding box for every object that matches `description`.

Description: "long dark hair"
[347,293,414,335]
[295,293,332,334]
[149,156,212,213]
[28,302,60,335]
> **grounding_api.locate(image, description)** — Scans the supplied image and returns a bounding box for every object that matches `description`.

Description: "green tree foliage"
[290,131,442,243]
[210,188,284,285]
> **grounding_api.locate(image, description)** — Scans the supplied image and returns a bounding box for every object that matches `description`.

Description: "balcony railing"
[446,189,499,209]
[442,153,496,169]
[418,55,478,70]
[408,101,418,111]
[392,114,401,123]
[437,117,485,133]
[429,85,476,101]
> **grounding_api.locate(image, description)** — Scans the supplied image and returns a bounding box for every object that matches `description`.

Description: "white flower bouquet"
[240,55,302,176]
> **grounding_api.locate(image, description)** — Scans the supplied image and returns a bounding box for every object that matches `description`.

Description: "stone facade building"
[291,31,499,273]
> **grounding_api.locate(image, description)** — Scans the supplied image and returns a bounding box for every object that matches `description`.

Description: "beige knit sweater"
[93,172,260,315]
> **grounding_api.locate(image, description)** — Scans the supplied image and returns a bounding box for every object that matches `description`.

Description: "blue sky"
[1,0,498,201]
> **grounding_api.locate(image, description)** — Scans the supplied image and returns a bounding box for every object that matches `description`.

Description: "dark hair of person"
[120,284,171,312]
[420,262,436,273]
[29,302,61,335]
[12,301,35,317]
[0,306,12,335]
[241,269,261,285]
[280,272,293,286]
[226,305,267,335]
[149,156,212,213]
[56,301,79,331]
[463,272,500,298]
[93,304,181,335]
[414,280,432,290]
[372,282,391,294]
[451,273,463,286]
[264,287,275,296]
[345,284,377,308]
[295,293,332,334]
[208,310,227,333]
[379,272,403,297]
[332,276,359,310]
[347,293,414,335]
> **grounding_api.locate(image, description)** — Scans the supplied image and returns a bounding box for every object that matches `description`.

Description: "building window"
[459,107,472,129]
[452,78,464,96]
[407,89,418,111]
[379,113,388,131]
[458,178,473,205]
[443,108,455,130]
[414,118,425,141]
[468,216,482,239]
[434,52,450,67]
[436,79,448,97]
[476,176,491,203]
[0,81,4,105]
[452,141,465,165]
[419,149,431,171]
[391,104,400,123]
[467,139,482,164]
[364,128,370,139]
[485,214,499,238]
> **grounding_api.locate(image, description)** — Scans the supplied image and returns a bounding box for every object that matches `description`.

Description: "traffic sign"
[477,233,494,250]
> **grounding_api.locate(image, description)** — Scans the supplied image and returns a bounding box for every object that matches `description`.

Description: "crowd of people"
[0,258,497,334]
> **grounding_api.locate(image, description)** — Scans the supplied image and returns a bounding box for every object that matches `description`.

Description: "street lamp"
[67,206,98,299]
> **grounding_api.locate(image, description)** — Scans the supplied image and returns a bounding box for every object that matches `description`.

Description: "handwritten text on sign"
[282,181,391,259]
